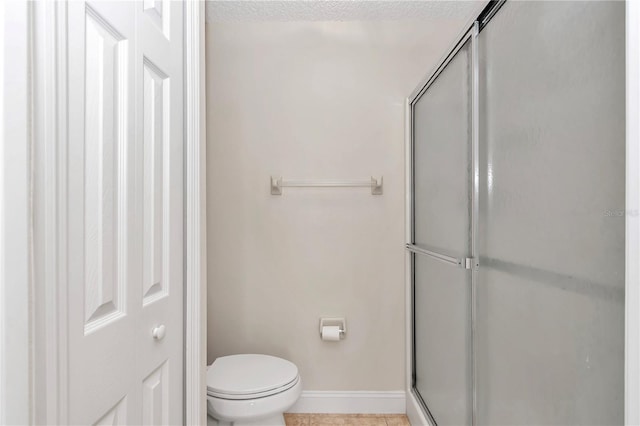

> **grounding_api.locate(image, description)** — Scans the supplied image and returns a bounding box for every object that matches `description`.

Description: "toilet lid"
[206,354,299,398]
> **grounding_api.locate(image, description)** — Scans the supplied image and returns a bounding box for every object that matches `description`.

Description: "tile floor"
[284,414,411,426]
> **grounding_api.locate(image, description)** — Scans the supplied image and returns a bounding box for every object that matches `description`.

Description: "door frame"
[183,1,207,425]
[0,1,34,424]
[405,1,640,424]
[625,0,640,424]
[12,1,207,424]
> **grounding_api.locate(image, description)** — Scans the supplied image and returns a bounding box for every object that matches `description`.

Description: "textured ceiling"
[205,1,481,23]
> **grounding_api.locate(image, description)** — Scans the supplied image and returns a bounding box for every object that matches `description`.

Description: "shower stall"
[407,1,625,424]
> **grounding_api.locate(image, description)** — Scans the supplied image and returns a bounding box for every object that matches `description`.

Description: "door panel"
[141,59,169,305]
[94,397,127,426]
[68,3,138,423]
[66,1,183,424]
[142,361,170,425]
[410,2,625,425]
[411,38,473,425]
[413,40,472,256]
[142,0,170,40]
[137,2,183,424]
[414,255,471,425]
[476,1,624,424]
[83,7,128,331]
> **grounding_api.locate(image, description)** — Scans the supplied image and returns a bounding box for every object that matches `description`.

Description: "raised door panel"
[83,6,128,334]
[143,0,170,40]
[142,59,170,306]
[94,397,127,426]
[142,362,169,425]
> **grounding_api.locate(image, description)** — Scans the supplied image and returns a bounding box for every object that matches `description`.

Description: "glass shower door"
[410,2,625,424]
[410,34,474,425]
[476,1,625,424]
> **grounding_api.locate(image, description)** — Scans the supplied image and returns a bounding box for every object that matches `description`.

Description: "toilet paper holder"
[319,317,346,339]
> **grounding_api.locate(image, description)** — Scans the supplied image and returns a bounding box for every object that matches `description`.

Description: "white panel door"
[67,1,183,424]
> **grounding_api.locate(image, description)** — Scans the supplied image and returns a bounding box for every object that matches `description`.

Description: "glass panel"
[477,2,625,424]
[412,38,472,425]
[414,254,471,425]
[413,39,471,256]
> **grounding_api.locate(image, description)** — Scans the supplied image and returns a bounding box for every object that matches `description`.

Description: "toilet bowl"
[206,354,302,426]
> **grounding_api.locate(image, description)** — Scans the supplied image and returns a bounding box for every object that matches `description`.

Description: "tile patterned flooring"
[284,414,411,426]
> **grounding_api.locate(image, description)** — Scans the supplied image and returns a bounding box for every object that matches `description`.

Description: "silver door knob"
[152,325,166,340]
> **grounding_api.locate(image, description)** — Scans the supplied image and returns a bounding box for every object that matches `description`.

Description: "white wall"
[206,20,465,391]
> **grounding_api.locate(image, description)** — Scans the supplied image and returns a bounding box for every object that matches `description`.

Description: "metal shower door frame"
[405,0,511,418]
[406,21,478,425]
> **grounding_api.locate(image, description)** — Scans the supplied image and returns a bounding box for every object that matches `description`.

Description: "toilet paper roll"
[321,326,342,342]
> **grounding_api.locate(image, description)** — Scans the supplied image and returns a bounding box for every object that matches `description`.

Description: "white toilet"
[206,354,302,426]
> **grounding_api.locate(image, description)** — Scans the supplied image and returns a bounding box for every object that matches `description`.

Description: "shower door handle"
[406,244,475,269]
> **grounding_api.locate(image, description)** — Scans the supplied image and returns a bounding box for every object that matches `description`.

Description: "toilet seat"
[206,354,299,401]
[207,375,300,400]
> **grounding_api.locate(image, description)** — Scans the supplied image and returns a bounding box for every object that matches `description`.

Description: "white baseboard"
[405,389,431,426]
[287,391,406,414]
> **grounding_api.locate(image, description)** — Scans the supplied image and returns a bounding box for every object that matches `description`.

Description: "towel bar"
[270,176,383,195]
